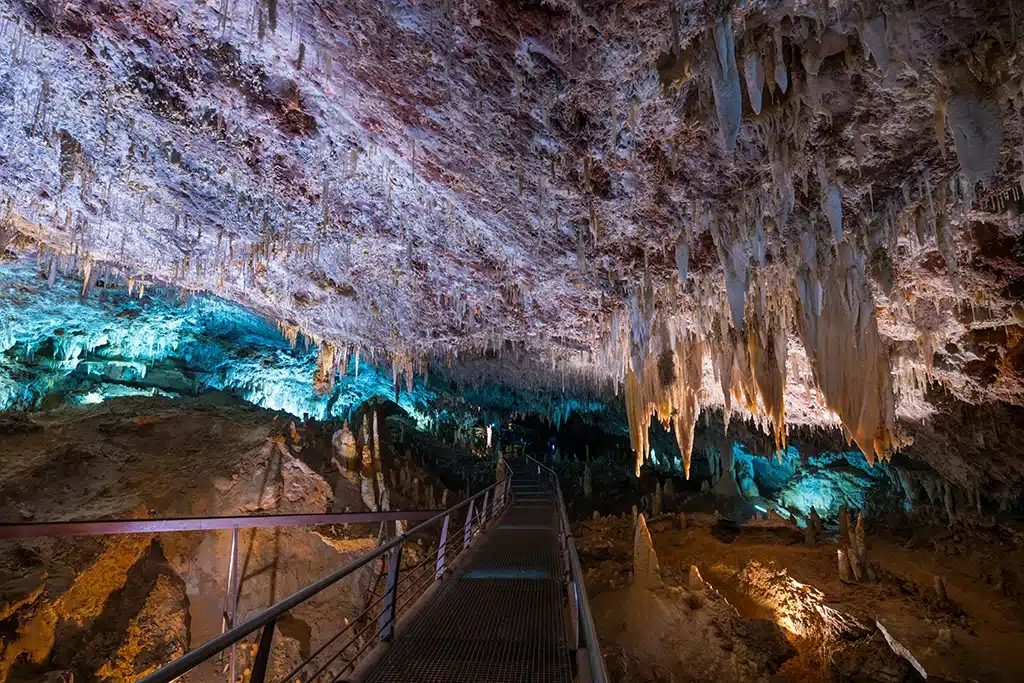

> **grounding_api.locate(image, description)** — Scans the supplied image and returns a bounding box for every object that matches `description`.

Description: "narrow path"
[361,472,572,683]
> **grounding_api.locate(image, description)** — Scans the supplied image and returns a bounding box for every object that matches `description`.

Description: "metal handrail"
[139,467,512,683]
[524,454,609,683]
[0,509,444,539]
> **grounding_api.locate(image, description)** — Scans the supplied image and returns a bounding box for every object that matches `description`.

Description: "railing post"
[250,618,276,683]
[225,525,240,683]
[435,514,450,581]
[379,542,403,641]
[568,578,580,651]
[501,475,510,507]
[480,490,490,528]
[463,499,475,549]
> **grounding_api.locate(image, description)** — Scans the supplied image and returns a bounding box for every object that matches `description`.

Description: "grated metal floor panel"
[361,476,572,683]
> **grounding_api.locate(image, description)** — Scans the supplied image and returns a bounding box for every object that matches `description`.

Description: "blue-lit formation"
[457,382,608,429]
[0,262,436,423]
[732,443,902,522]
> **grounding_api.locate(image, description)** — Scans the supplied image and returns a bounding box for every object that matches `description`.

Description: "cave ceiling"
[1,0,1023,474]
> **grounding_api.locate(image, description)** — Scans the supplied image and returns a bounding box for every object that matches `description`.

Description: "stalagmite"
[688,565,705,591]
[805,507,822,547]
[708,15,742,153]
[653,481,663,515]
[837,548,852,582]
[633,513,662,589]
[943,483,955,524]
[852,513,868,581]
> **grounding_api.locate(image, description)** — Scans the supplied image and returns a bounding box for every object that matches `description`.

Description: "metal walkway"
[361,473,571,683]
[137,456,607,683]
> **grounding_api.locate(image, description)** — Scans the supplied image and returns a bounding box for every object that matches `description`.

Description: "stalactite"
[859,14,889,77]
[947,66,1003,187]
[671,332,704,479]
[675,236,689,286]
[744,48,765,115]
[773,25,788,94]
[794,241,895,464]
[708,15,742,153]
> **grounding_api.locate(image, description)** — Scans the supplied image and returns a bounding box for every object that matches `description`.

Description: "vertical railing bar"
[435,514,450,581]
[378,542,403,641]
[250,617,276,683]
[463,498,475,549]
[228,524,239,683]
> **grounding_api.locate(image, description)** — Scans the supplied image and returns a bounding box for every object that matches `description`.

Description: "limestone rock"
[876,619,928,680]
[282,452,333,512]
[590,581,794,683]
[95,571,189,681]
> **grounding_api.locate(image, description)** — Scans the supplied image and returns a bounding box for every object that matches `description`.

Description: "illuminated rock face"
[0,262,435,421]
[0,0,1022,491]
[732,444,901,523]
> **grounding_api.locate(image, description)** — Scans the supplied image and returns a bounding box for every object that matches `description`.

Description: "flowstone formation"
[0,0,1022,498]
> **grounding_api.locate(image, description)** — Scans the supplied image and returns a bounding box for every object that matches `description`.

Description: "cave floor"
[575,511,1024,683]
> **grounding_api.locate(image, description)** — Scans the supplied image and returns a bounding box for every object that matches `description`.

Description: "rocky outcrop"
[592,581,794,683]
[0,398,377,683]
